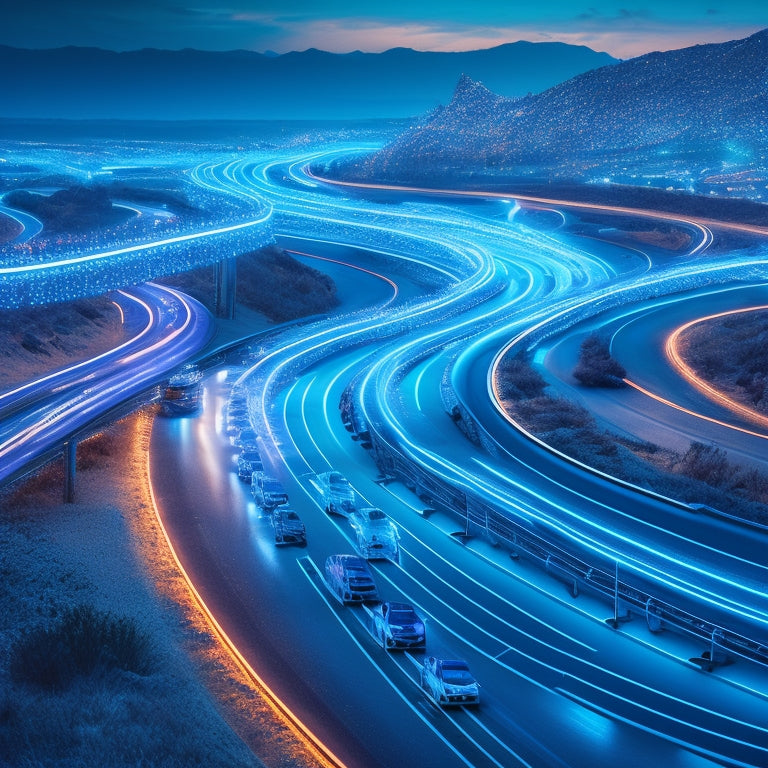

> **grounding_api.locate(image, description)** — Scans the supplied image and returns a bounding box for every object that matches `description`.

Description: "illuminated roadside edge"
[666,305,768,433]
[144,413,348,768]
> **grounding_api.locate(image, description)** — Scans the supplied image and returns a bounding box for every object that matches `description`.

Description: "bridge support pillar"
[63,440,77,504]
[214,257,237,319]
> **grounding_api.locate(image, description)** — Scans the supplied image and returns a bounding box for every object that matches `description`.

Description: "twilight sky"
[1,1,765,59]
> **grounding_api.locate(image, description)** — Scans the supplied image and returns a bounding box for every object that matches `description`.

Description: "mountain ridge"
[0,42,617,121]
[335,29,768,199]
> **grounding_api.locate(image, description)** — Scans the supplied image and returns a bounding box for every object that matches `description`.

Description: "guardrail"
[0,385,163,494]
[343,381,768,672]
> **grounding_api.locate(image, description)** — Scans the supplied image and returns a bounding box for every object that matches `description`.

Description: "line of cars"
[318,471,480,708]
[223,403,479,707]
[317,471,401,562]
[226,393,307,547]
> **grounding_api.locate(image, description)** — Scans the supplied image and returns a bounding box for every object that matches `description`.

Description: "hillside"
[0,42,616,120]
[334,29,768,194]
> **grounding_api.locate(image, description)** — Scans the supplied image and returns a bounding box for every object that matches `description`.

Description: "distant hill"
[0,43,616,121]
[335,29,768,191]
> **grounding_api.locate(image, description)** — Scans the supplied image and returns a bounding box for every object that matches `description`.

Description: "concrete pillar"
[63,440,76,503]
[214,257,237,319]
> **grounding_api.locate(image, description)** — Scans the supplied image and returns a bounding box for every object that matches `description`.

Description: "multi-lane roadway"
[3,141,768,766]
[149,150,768,766]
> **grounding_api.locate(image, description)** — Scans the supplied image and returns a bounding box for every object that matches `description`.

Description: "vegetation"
[10,604,153,690]
[163,244,339,322]
[3,182,195,235]
[0,213,22,244]
[0,296,122,391]
[4,186,133,233]
[496,353,768,524]
[681,310,768,414]
[0,424,264,768]
[572,334,627,388]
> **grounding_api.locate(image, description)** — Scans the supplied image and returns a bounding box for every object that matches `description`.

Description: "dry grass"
[0,297,123,392]
[161,245,339,323]
[0,413,325,768]
[496,354,768,525]
[679,310,768,415]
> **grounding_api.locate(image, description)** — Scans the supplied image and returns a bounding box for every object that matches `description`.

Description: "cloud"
[0,2,763,57]
[251,15,765,59]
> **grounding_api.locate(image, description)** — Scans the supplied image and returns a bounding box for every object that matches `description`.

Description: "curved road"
[151,147,768,768]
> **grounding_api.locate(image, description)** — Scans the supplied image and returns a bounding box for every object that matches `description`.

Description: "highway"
[3,138,768,766]
[541,284,768,464]
[148,150,768,766]
[0,282,213,485]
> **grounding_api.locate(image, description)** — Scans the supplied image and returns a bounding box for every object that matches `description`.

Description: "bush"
[10,604,153,690]
[496,355,547,400]
[677,441,732,487]
[573,334,627,387]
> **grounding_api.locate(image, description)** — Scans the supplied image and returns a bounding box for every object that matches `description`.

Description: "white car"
[420,657,480,707]
[349,507,399,561]
[317,470,357,516]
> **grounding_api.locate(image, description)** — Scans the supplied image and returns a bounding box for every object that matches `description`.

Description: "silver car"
[349,507,399,561]
[372,601,425,650]
[420,657,480,707]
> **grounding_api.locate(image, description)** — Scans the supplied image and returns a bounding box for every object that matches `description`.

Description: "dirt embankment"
[161,244,339,323]
[0,297,124,392]
[0,415,322,767]
[0,212,23,244]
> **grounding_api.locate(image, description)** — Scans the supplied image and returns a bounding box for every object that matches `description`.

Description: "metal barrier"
[341,382,768,672]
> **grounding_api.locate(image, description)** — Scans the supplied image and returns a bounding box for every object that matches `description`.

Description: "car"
[271,507,306,546]
[251,474,289,510]
[349,507,400,561]
[371,601,425,650]
[324,554,380,604]
[160,364,203,416]
[236,450,263,482]
[231,427,258,449]
[316,470,357,516]
[420,657,479,707]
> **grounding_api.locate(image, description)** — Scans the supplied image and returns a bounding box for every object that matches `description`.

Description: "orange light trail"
[623,377,768,441]
[665,305,768,434]
[284,248,399,301]
[145,433,348,768]
[309,169,768,240]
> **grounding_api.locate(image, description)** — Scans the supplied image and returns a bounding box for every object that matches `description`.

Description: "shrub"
[10,604,153,690]
[516,395,595,432]
[573,334,627,387]
[677,442,732,488]
[496,355,547,400]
